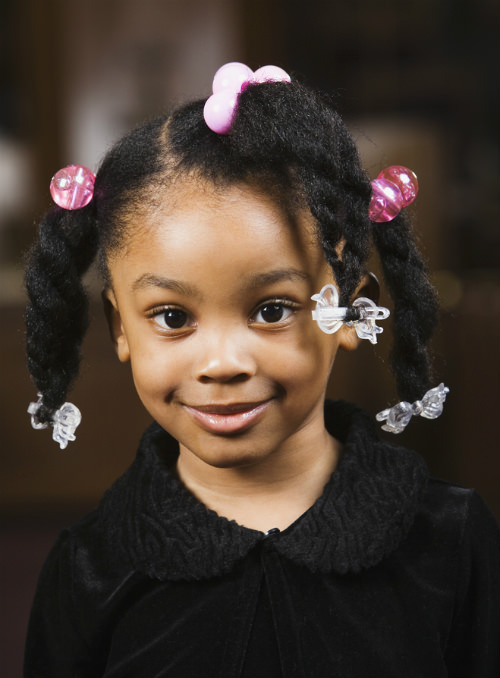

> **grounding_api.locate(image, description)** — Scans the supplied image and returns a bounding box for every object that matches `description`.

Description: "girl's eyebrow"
[245,268,311,289]
[131,268,309,297]
[131,274,201,299]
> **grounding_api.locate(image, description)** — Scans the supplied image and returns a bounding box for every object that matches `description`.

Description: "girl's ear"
[338,272,381,352]
[102,288,130,362]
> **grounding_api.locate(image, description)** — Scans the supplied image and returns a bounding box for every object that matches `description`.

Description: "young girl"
[24,63,499,677]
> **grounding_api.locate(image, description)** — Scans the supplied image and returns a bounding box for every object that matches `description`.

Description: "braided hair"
[25,79,438,427]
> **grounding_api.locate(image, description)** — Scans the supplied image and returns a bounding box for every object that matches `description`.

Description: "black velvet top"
[24,401,500,677]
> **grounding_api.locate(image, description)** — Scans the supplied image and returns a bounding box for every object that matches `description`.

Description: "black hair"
[25,78,438,426]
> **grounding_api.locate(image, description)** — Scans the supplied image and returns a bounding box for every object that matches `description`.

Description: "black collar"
[99,401,428,581]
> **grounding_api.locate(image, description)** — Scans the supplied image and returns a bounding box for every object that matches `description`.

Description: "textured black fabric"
[24,401,500,677]
[98,401,428,581]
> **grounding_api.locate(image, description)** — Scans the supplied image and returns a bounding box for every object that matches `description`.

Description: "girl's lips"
[183,401,272,435]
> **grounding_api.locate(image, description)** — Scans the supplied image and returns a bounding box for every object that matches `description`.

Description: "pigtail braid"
[25,205,98,424]
[234,83,439,404]
[371,211,439,403]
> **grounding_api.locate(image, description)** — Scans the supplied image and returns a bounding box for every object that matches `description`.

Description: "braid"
[230,83,438,403]
[24,116,169,428]
[372,211,439,402]
[25,205,98,423]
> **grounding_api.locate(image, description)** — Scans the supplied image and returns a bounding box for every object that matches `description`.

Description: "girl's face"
[106,179,355,470]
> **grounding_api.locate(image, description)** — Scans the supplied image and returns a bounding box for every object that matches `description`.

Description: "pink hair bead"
[212,62,254,94]
[253,65,291,84]
[203,90,239,134]
[50,164,95,210]
[378,165,418,206]
[369,178,405,222]
[203,62,291,134]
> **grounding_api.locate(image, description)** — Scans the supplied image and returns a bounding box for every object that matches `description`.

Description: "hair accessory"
[346,297,391,344]
[203,62,291,134]
[376,383,449,434]
[311,283,390,343]
[369,165,418,223]
[50,164,95,210]
[28,393,82,449]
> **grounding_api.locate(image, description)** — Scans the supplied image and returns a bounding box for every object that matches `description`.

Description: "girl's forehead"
[123,176,319,250]
[111,178,330,287]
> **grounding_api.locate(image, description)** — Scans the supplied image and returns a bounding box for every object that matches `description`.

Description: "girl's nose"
[194,328,257,384]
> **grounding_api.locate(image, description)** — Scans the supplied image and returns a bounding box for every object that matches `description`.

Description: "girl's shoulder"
[404,477,500,587]
[39,508,139,596]
[25,510,150,675]
[418,477,499,541]
[414,478,500,550]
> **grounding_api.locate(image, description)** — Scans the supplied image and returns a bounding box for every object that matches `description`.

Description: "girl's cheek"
[263,332,336,377]
[129,343,180,387]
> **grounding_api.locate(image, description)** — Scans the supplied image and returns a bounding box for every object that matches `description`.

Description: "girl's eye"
[253,302,294,324]
[152,308,190,330]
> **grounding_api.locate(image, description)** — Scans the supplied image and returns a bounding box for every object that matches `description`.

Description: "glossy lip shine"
[183,400,272,435]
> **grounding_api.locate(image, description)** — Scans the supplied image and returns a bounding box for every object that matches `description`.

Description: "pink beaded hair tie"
[50,164,96,210]
[203,62,291,135]
[369,166,419,223]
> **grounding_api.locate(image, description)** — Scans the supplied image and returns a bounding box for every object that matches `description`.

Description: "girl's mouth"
[183,400,272,435]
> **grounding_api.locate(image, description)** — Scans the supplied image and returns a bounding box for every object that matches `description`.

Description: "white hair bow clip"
[28,393,82,449]
[376,383,450,434]
[311,283,390,344]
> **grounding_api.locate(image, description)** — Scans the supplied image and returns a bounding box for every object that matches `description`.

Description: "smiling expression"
[105,179,355,470]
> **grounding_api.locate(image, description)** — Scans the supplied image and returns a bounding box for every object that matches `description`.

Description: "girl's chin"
[176,428,286,472]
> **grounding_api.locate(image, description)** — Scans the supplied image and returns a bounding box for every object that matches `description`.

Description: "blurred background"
[1,0,498,674]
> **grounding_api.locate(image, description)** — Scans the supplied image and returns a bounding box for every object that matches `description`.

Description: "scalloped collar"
[99,401,428,581]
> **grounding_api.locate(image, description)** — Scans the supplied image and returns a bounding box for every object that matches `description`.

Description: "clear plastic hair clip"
[345,297,390,345]
[376,383,450,434]
[311,284,345,334]
[311,284,390,343]
[28,393,82,450]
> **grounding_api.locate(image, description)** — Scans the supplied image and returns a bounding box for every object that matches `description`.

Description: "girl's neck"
[176,426,341,533]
